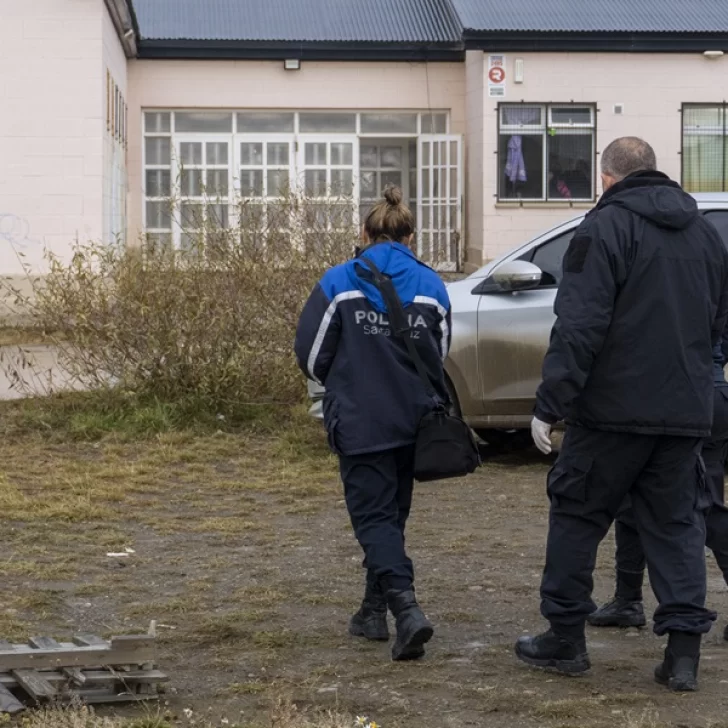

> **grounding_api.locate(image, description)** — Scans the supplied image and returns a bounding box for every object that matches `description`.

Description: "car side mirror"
[471,260,543,295]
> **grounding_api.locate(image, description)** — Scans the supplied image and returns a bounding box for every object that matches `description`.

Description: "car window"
[519,231,575,287]
[703,211,728,250]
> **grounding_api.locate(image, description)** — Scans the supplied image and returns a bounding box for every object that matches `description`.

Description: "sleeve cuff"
[533,405,559,426]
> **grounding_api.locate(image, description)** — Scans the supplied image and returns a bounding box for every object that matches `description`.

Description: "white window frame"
[498,103,597,203]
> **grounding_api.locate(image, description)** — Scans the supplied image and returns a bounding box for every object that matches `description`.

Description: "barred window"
[683,104,728,193]
[498,104,596,202]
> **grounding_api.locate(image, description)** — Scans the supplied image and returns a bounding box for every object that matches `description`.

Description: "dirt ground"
[3,412,728,728]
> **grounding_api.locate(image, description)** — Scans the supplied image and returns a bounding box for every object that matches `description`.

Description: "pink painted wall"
[469,51,728,265]
[0,0,106,276]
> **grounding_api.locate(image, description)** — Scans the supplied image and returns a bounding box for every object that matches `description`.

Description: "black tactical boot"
[515,628,591,675]
[349,578,389,641]
[386,589,434,661]
[588,597,647,628]
[654,632,701,692]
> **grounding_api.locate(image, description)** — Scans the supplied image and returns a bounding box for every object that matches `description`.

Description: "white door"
[418,135,463,271]
[359,140,414,222]
[173,135,233,249]
[297,136,359,239]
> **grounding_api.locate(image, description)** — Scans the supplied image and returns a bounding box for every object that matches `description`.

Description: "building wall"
[126,59,466,242]
[465,51,485,267]
[102,1,128,244]
[0,0,105,277]
[472,51,728,264]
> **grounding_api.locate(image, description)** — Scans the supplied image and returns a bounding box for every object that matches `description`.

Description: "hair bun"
[383,185,403,207]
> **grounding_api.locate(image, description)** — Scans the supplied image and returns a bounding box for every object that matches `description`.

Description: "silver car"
[309,194,728,447]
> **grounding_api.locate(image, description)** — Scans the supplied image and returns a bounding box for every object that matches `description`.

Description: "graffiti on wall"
[0,214,39,251]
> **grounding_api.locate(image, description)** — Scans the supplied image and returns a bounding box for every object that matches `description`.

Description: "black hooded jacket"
[535,171,728,436]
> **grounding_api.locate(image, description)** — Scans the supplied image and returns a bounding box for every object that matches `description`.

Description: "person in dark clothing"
[589,334,728,641]
[519,137,728,691]
[294,186,451,661]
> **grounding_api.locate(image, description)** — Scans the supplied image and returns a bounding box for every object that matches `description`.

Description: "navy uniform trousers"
[614,388,728,598]
[542,424,716,637]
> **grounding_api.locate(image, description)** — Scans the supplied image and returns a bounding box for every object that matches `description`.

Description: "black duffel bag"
[359,258,481,482]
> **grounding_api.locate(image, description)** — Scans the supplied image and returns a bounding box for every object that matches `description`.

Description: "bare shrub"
[1,192,355,416]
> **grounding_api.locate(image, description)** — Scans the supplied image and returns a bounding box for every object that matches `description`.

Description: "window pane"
[381,147,403,168]
[360,144,378,168]
[146,201,171,229]
[525,231,575,287]
[683,135,725,193]
[305,170,327,196]
[145,169,171,197]
[180,169,203,196]
[684,105,724,130]
[305,143,327,165]
[331,143,353,166]
[237,112,295,133]
[267,169,290,196]
[299,112,356,133]
[144,112,170,133]
[145,232,172,249]
[207,169,229,197]
[500,105,544,128]
[381,170,402,189]
[239,170,263,197]
[240,143,263,166]
[331,169,353,195]
[421,113,447,134]
[180,142,202,166]
[267,143,289,166]
[145,137,171,165]
[207,204,229,228]
[180,202,205,228]
[206,142,228,165]
[360,113,417,134]
[550,107,593,125]
[547,132,593,200]
[498,133,544,199]
[175,112,233,133]
[361,171,377,198]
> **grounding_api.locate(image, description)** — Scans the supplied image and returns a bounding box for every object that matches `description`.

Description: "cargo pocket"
[547,452,593,510]
[695,455,712,513]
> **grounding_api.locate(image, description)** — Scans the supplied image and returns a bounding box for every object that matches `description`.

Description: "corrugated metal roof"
[452,0,728,33]
[132,0,462,43]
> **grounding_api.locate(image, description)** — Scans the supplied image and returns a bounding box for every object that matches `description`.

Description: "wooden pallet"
[0,633,168,714]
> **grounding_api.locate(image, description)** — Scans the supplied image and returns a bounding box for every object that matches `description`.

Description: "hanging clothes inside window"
[505,135,527,184]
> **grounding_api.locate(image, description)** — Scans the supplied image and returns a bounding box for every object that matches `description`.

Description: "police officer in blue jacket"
[294,186,451,662]
[589,332,728,644]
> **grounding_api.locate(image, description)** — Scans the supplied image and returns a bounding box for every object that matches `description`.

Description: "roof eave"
[104,0,140,57]
[462,30,728,53]
[136,39,465,62]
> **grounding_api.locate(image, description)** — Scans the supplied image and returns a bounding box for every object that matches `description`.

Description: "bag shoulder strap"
[357,257,437,399]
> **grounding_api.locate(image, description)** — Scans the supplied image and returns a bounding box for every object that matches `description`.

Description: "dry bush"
[1,195,355,417]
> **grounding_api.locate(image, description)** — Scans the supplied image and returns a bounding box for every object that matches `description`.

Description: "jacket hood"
[598,171,698,230]
[348,242,422,313]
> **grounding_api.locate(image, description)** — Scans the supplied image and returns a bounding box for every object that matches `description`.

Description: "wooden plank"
[28,637,61,650]
[72,635,107,647]
[0,645,156,671]
[0,642,16,651]
[0,669,169,688]
[62,667,86,687]
[12,670,57,701]
[0,684,24,715]
[80,691,159,705]
[109,635,156,650]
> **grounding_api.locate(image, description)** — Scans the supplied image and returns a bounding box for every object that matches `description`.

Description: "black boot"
[654,632,701,692]
[588,569,646,628]
[515,628,591,675]
[587,597,646,628]
[386,589,433,661]
[349,578,389,641]
[724,623,728,642]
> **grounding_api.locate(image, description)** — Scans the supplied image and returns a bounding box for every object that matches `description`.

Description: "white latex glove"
[531,417,553,455]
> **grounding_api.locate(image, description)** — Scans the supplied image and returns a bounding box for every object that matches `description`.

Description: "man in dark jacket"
[517,137,728,691]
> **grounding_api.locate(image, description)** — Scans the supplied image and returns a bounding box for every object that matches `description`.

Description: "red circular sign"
[489,67,505,84]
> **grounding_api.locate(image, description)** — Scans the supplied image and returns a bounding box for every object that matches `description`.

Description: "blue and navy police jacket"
[294,242,452,456]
